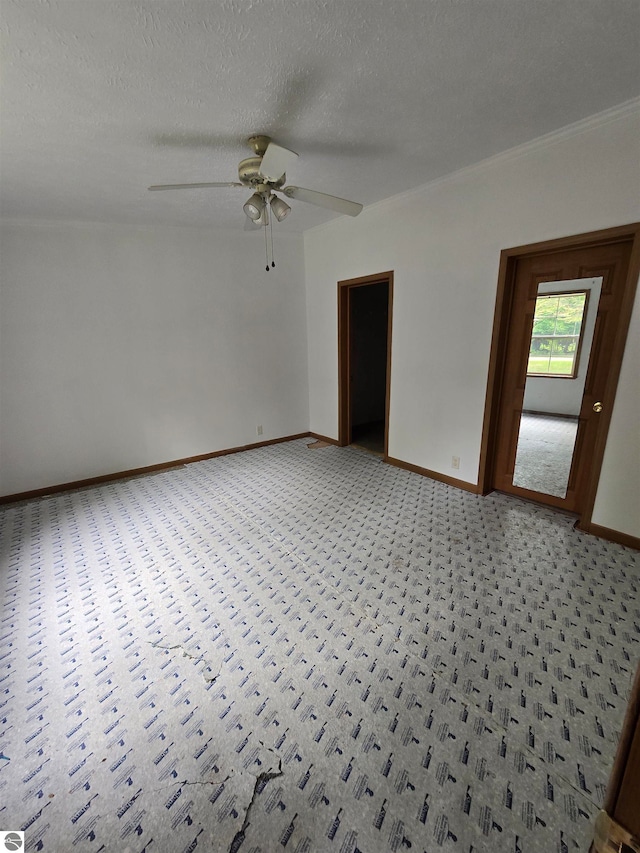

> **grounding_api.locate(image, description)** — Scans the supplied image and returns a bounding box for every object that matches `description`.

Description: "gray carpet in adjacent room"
[512,413,579,498]
[0,438,637,852]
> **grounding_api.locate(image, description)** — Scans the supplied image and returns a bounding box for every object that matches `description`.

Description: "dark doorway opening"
[338,272,394,456]
[349,282,389,455]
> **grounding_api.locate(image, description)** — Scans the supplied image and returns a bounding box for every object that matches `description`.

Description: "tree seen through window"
[527,291,588,377]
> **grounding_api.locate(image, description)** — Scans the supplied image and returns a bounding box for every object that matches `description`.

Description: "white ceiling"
[2,0,639,233]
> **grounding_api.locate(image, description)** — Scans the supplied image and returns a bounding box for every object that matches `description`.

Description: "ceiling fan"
[148,135,363,231]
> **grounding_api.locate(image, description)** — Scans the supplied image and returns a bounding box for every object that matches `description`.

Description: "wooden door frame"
[338,271,394,456]
[595,662,640,850]
[479,222,640,531]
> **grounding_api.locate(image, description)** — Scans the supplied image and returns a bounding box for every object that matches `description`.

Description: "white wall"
[304,102,640,538]
[0,220,309,496]
[592,288,640,537]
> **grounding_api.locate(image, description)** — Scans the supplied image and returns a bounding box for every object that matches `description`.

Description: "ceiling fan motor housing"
[238,157,286,190]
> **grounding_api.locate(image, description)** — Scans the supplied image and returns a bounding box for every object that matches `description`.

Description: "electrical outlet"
[451,456,460,470]
[257,425,263,436]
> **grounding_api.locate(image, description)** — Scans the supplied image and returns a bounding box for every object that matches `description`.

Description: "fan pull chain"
[270,211,275,268]
[264,215,269,271]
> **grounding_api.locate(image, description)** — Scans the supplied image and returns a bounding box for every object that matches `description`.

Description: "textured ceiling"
[1,0,639,233]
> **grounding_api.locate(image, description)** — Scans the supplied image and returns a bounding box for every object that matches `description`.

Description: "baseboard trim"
[384,455,480,494]
[5,437,636,549]
[0,433,311,505]
[308,432,340,446]
[575,521,640,551]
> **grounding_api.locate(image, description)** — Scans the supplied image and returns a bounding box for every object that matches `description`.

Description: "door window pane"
[527,292,588,378]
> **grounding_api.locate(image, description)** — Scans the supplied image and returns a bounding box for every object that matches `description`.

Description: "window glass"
[527,291,588,377]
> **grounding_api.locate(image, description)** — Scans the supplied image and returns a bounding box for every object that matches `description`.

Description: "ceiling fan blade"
[283,186,362,216]
[148,182,243,191]
[259,142,298,182]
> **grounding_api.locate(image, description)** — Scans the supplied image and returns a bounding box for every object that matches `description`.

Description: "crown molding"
[305,97,640,236]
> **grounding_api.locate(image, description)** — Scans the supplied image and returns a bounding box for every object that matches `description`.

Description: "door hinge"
[594,810,640,853]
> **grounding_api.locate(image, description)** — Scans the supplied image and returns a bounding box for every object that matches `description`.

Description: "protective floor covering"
[0,439,638,853]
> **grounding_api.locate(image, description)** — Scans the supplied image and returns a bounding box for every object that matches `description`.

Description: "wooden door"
[491,237,634,515]
[592,663,640,851]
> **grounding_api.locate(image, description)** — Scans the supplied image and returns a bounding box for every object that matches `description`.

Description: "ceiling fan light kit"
[243,192,265,221]
[149,135,363,269]
[256,205,269,227]
[270,195,291,222]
